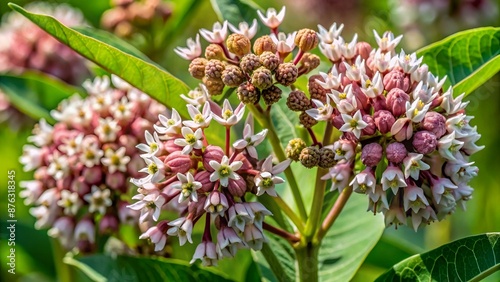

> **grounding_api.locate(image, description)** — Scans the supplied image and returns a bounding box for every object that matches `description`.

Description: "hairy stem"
[316,186,353,240]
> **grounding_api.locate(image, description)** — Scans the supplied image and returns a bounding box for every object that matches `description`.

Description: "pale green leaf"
[210,0,262,25]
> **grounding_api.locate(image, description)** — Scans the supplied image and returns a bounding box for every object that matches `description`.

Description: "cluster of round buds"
[129,95,291,266]
[175,6,321,106]
[298,23,483,231]
[101,0,172,38]
[19,75,172,253]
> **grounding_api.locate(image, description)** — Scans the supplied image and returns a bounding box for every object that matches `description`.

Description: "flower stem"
[295,243,319,282]
[51,238,74,282]
[225,126,230,155]
[316,186,353,240]
[248,104,308,221]
[273,195,305,233]
[263,222,300,243]
[293,50,305,65]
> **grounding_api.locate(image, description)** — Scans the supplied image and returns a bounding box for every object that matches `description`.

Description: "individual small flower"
[209,156,243,187]
[84,186,113,215]
[95,117,121,142]
[361,72,384,98]
[373,30,403,52]
[438,132,465,161]
[167,217,194,246]
[228,19,258,39]
[339,110,368,138]
[204,190,229,217]
[381,166,407,195]
[403,153,430,180]
[127,188,162,222]
[138,156,166,183]
[430,177,457,204]
[28,119,53,147]
[233,114,268,159]
[101,147,130,174]
[200,21,229,44]
[403,184,429,213]
[191,241,219,266]
[74,218,96,245]
[395,50,423,74]
[350,169,376,194]
[154,109,182,137]
[306,97,333,121]
[227,203,254,232]
[317,22,344,44]
[211,99,245,126]
[270,32,296,54]
[339,34,359,59]
[257,6,286,29]
[174,127,204,155]
[322,161,352,192]
[254,156,290,197]
[136,131,162,157]
[47,152,70,180]
[332,140,355,161]
[217,226,244,258]
[139,221,169,252]
[183,102,212,129]
[181,85,209,106]
[57,190,83,216]
[171,172,202,203]
[243,223,266,251]
[174,34,202,60]
[19,145,43,171]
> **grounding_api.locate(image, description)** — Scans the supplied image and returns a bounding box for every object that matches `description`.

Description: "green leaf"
[0,72,81,123]
[210,0,262,25]
[375,233,500,282]
[318,193,385,281]
[8,3,191,118]
[270,97,300,149]
[254,235,296,282]
[64,254,234,282]
[417,27,500,96]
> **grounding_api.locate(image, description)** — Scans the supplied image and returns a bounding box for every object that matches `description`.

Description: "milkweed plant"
[8,2,500,282]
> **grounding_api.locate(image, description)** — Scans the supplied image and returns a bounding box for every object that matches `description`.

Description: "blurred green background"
[0,0,499,281]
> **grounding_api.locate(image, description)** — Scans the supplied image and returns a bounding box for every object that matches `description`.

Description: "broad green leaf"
[254,234,296,282]
[417,27,500,96]
[270,97,300,149]
[0,72,81,123]
[210,0,262,25]
[8,3,191,118]
[318,193,385,281]
[376,232,500,282]
[64,254,234,282]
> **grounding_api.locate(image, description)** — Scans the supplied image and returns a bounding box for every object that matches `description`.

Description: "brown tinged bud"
[237,82,260,104]
[386,88,410,116]
[233,153,253,170]
[202,76,225,95]
[412,130,438,154]
[194,171,215,193]
[299,146,320,168]
[386,142,407,164]
[253,35,277,55]
[299,53,321,74]
[275,63,298,86]
[165,151,193,174]
[228,177,247,197]
[188,58,207,79]
[251,67,273,90]
[99,213,119,234]
[287,90,311,111]
[221,65,245,87]
[203,145,224,172]
[226,33,251,57]
[308,75,327,103]
[286,138,307,161]
[205,59,225,79]
[361,114,376,136]
[295,29,319,52]
[205,44,225,60]
[383,70,410,92]
[356,41,372,60]
[319,147,335,168]
[240,54,261,74]
[262,85,282,106]
[373,110,396,134]
[361,143,383,167]
[299,111,318,128]
[422,112,447,138]
[259,51,280,71]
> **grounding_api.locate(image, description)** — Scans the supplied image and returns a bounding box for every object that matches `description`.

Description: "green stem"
[316,186,353,241]
[51,238,73,282]
[273,195,305,233]
[248,105,308,221]
[295,243,319,282]
[469,264,500,282]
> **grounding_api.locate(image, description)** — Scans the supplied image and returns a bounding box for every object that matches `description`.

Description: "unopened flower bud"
[203,145,224,172]
[386,88,410,116]
[204,190,229,216]
[356,41,372,60]
[299,146,320,168]
[99,213,119,234]
[373,110,395,134]
[259,51,280,71]
[221,65,245,87]
[319,147,335,168]
[228,177,247,197]
[299,111,318,128]
[422,112,446,138]
[253,35,277,55]
[165,151,192,174]
[202,77,225,95]
[71,176,90,196]
[287,90,311,111]
[164,139,183,153]
[251,67,273,90]
[361,114,376,136]
[386,142,407,164]
[295,29,318,52]
[361,143,383,167]
[308,75,327,103]
[205,59,225,79]
[237,82,260,104]
[262,85,282,106]
[240,54,261,74]
[83,166,102,185]
[299,53,321,74]
[275,63,298,86]
[188,58,207,79]
[106,172,126,191]
[226,33,251,57]
[383,70,410,92]
[194,171,214,193]
[233,153,253,171]
[205,44,225,60]
[412,130,437,154]
[286,138,307,161]
[351,83,370,110]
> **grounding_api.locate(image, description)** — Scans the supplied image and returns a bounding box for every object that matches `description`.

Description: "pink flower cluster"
[129,87,290,266]
[19,75,168,253]
[313,25,483,230]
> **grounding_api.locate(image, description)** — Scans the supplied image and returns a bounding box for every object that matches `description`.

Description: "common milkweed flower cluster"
[19,75,172,253]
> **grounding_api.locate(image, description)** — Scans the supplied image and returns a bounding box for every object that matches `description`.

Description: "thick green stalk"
[274,195,305,233]
[295,243,319,282]
[248,105,308,221]
[51,239,73,282]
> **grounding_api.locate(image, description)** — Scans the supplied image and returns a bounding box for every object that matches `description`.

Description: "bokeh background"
[0,0,499,281]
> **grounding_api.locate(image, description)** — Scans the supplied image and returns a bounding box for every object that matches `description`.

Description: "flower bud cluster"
[129,97,290,266]
[309,25,483,230]
[19,75,170,253]
[175,6,320,106]
[101,0,172,38]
